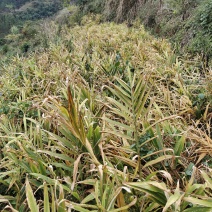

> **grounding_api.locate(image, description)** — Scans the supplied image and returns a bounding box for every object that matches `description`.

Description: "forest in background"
[0,0,62,37]
[0,0,211,211]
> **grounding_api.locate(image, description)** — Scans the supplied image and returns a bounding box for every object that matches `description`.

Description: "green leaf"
[108,196,137,212]
[135,90,151,120]
[156,124,163,151]
[37,150,74,162]
[44,183,50,212]
[38,160,47,175]
[162,192,182,212]
[72,205,92,212]
[185,163,195,176]
[26,178,39,212]
[174,134,186,156]
[124,181,167,206]
[134,76,145,101]
[46,131,77,150]
[183,207,212,212]
[103,130,134,141]
[184,197,212,207]
[113,83,131,99]
[115,77,131,93]
[143,155,174,169]
[103,117,134,132]
[198,93,205,99]
[58,185,66,212]
[0,170,17,179]
[106,97,132,118]
[30,173,71,192]
[81,193,95,204]
[78,179,97,186]
[106,85,131,106]
[51,162,73,171]
[201,171,212,190]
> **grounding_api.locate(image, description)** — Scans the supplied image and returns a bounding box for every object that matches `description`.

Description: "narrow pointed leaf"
[103,117,134,132]
[174,134,186,156]
[183,207,212,212]
[44,183,50,212]
[162,192,182,212]
[81,193,95,204]
[184,197,212,207]
[26,178,39,212]
[108,196,137,212]
[143,155,174,169]
[37,150,74,162]
[115,77,131,93]
[106,97,132,117]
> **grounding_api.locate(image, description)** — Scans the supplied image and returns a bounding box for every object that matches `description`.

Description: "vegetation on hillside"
[0,0,62,38]
[0,13,211,211]
[1,0,211,67]
[74,0,212,67]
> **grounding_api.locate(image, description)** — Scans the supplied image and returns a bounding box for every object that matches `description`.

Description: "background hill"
[0,0,62,38]
[1,0,211,67]
[75,0,212,67]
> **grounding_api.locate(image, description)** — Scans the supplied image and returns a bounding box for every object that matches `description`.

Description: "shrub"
[2,44,9,53]
[20,42,30,53]
[10,25,19,34]
[188,0,212,64]
[0,38,6,45]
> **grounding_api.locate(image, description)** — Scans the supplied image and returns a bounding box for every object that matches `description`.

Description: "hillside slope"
[75,0,212,66]
[0,18,211,211]
[0,0,61,38]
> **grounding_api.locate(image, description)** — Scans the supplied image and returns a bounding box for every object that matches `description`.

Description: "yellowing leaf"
[44,182,50,212]
[143,155,174,169]
[184,197,212,208]
[26,178,39,212]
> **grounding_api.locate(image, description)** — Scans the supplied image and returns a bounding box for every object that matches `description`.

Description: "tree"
[189,0,212,67]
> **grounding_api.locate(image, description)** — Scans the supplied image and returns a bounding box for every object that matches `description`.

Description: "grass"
[0,16,211,211]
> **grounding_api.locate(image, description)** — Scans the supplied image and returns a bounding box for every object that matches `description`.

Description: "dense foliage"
[0,13,211,211]
[0,0,29,10]
[74,0,212,65]
[0,0,211,211]
[0,0,62,37]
